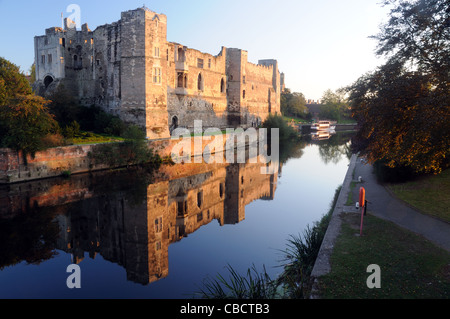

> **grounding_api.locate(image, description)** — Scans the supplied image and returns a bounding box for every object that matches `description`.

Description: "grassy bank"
[387,169,450,223]
[316,212,450,299]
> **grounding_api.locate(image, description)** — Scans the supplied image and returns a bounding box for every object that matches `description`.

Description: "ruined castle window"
[154,47,160,57]
[155,217,162,233]
[184,74,188,88]
[197,73,204,91]
[41,55,45,64]
[177,200,187,217]
[197,191,203,208]
[96,59,100,66]
[177,47,185,62]
[219,183,224,198]
[48,54,52,64]
[177,72,184,88]
[197,212,203,222]
[153,67,161,84]
[220,78,225,93]
[197,58,204,69]
[243,76,246,84]
[172,116,178,129]
[208,59,211,68]
[45,38,48,45]
[243,90,246,99]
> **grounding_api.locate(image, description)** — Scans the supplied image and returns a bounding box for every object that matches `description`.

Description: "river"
[0,131,354,299]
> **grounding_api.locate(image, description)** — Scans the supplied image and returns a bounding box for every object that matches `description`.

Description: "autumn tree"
[0,57,60,159]
[347,0,449,174]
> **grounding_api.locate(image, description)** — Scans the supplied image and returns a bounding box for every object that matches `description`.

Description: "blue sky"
[0,0,389,100]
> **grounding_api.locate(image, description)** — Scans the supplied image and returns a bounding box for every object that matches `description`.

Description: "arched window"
[172,116,178,129]
[197,73,203,91]
[243,90,246,99]
[177,72,184,88]
[220,78,225,93]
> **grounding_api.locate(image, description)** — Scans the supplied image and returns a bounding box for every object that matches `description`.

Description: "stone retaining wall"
[0,130,261,184]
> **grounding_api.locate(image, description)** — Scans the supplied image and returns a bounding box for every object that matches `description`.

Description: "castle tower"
[120,8,170,139]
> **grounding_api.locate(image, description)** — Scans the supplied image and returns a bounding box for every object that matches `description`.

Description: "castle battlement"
[34,7,282,140]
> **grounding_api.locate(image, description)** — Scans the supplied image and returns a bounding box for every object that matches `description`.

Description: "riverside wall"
[0,130,260,184]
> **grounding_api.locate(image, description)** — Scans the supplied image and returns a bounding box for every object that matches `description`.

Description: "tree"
[0,57,59,159]
[281,89,308,118]
[347,0,449,174]
[319,89,351,122]
[29,63,36,85]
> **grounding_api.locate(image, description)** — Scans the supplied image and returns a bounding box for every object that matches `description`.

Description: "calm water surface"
[0,132,353,298]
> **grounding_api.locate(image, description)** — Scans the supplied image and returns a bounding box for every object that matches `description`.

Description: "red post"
[359,187,366,236]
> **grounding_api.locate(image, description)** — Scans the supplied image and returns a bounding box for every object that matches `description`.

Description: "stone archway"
[44,75,54,88]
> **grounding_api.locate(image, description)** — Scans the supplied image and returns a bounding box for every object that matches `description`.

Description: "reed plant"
[196,185,342,299]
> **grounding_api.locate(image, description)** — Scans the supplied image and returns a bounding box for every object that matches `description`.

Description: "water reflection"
[0,131,353,289]
[0,159,278,285]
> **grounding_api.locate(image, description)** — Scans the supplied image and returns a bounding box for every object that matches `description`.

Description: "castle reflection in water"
[0,157,278,285]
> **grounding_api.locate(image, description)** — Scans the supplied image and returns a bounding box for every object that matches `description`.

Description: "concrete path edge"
[309,153,357,298]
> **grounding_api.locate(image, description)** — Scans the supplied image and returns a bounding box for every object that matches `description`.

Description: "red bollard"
[359,187,366,236]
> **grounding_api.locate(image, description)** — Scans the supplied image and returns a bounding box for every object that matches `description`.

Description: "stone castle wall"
[34,7,282,139]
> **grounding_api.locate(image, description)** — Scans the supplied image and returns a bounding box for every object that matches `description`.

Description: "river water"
[0,132,354,299]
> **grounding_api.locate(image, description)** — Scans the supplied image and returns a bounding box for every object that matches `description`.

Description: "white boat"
[311,121,335,131]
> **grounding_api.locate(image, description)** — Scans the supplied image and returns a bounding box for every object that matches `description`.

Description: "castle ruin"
[34,7,282,140]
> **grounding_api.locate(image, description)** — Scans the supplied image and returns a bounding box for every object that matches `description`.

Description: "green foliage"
[0,57,33,105]
[46,84,80,127]
[196,264,279,299]
[261,113,298,143]
[277,186,339,298]
[88,125,162,169]
[47,85,127,138]
[319,89,351,122]
[347,0,450,174]
[281,89,309,119]
[63,120,81,139]
[29,63,36,85]
[0,57,60,159]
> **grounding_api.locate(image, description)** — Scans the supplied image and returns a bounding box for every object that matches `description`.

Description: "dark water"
[0,132,354,299]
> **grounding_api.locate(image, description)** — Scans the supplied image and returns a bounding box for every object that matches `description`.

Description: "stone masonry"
[34,7,282,140]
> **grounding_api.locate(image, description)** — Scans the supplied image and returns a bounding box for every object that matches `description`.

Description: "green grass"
[71,131,125,145]
[283,115,311,124]
[346,181,357,205]
[387,169,450,223]
[317,212,450,299]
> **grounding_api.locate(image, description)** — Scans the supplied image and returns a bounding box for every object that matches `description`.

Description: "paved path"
[310,155,450,298]
[352,157,450,252]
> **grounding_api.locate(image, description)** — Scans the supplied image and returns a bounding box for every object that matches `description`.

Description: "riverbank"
[0,130,260,184]
[310,155,450,299]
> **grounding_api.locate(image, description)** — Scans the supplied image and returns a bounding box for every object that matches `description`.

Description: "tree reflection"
[0,206,59,269]
[315,132,354,165]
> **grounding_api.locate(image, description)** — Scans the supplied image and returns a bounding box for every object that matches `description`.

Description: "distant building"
[34,7,282,139]
[306,102,322,119]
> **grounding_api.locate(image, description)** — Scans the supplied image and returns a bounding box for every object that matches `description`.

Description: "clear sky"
[0,0,389,100]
